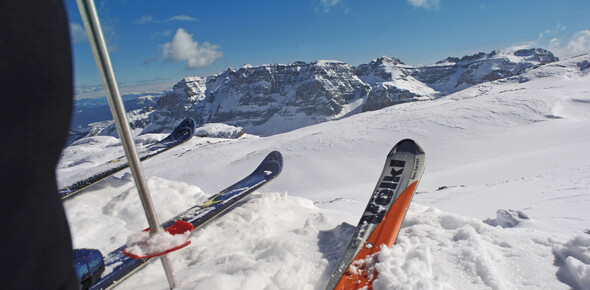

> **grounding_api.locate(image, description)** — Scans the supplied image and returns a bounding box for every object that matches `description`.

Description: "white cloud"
[565,30,590,56]
[537,26,590,58]
[136,15,154,24]
[407,0,440,10]
[316,0,343,13]
[504,42,536,53]
[136,14,198,24]
[506,27,590,59]
[548,38,561,51]
[160,28,222,69]
[70,22,87,43]
[151,30,173,40]
[168,15,198,22]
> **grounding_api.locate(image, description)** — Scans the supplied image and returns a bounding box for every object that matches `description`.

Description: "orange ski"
[326,139,426,290]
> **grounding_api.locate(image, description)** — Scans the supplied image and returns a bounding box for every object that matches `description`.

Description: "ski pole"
[75,0,177,288]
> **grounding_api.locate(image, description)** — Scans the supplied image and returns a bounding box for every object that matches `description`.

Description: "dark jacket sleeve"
[0,0,78,289]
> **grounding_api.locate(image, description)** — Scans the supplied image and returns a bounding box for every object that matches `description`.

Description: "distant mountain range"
[68,94,159,144]
[71,93,159,129]
[72,48,558,140]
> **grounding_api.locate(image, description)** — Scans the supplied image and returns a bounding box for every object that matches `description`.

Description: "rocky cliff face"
[355,56,435,112]
[92,48,558,137]
[410,48,558,92]
[150,60,375,135]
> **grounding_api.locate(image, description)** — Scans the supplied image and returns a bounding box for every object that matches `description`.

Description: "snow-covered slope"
[60,53,590,289]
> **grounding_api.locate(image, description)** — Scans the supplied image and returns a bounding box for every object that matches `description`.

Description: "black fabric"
[0,0,78,289]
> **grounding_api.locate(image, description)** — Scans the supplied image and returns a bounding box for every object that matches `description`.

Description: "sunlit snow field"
[59,54,590,289]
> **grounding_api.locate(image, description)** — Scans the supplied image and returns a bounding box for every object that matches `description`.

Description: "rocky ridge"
[91,48,558,137]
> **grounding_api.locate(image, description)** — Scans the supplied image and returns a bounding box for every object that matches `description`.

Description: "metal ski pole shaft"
[76,0,176,288]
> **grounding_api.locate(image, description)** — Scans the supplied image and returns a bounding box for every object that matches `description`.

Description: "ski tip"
[255,151,284,178]
[180,117,197,128]
[159,118,198,144]
[172,117,197,134]
[174,117,197,135]
[388,139,425,157]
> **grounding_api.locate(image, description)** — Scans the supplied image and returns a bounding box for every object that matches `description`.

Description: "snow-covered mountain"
[410,48,558,92]
[60,52,590,289]
[68,94,160,144]
[85,48,557,137]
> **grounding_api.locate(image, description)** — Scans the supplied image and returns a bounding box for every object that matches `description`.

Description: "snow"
[59,53,590,289]
[56,133,169,188]
[315,60,347,66]
[333,97,365,119]
[124,228,190,258]
[195,123,244,139]
[372,204,566,289]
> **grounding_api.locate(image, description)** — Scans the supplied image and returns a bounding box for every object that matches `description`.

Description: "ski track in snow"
[60,54,590,289]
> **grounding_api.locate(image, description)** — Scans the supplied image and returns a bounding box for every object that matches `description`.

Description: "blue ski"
[59,118,197,199]
[82,151,283,289]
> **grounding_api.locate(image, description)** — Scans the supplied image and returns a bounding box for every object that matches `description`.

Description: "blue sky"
[64,0,590,98]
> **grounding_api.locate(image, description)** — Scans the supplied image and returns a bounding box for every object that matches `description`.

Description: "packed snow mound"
[372,204,566,289]
[124,228,190,258]
[133,133,168,145]
[483,209,531,228]
[553,235,590,289]
[65,176,577,289]
[195,123,245,139]
[65,176,206,254]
